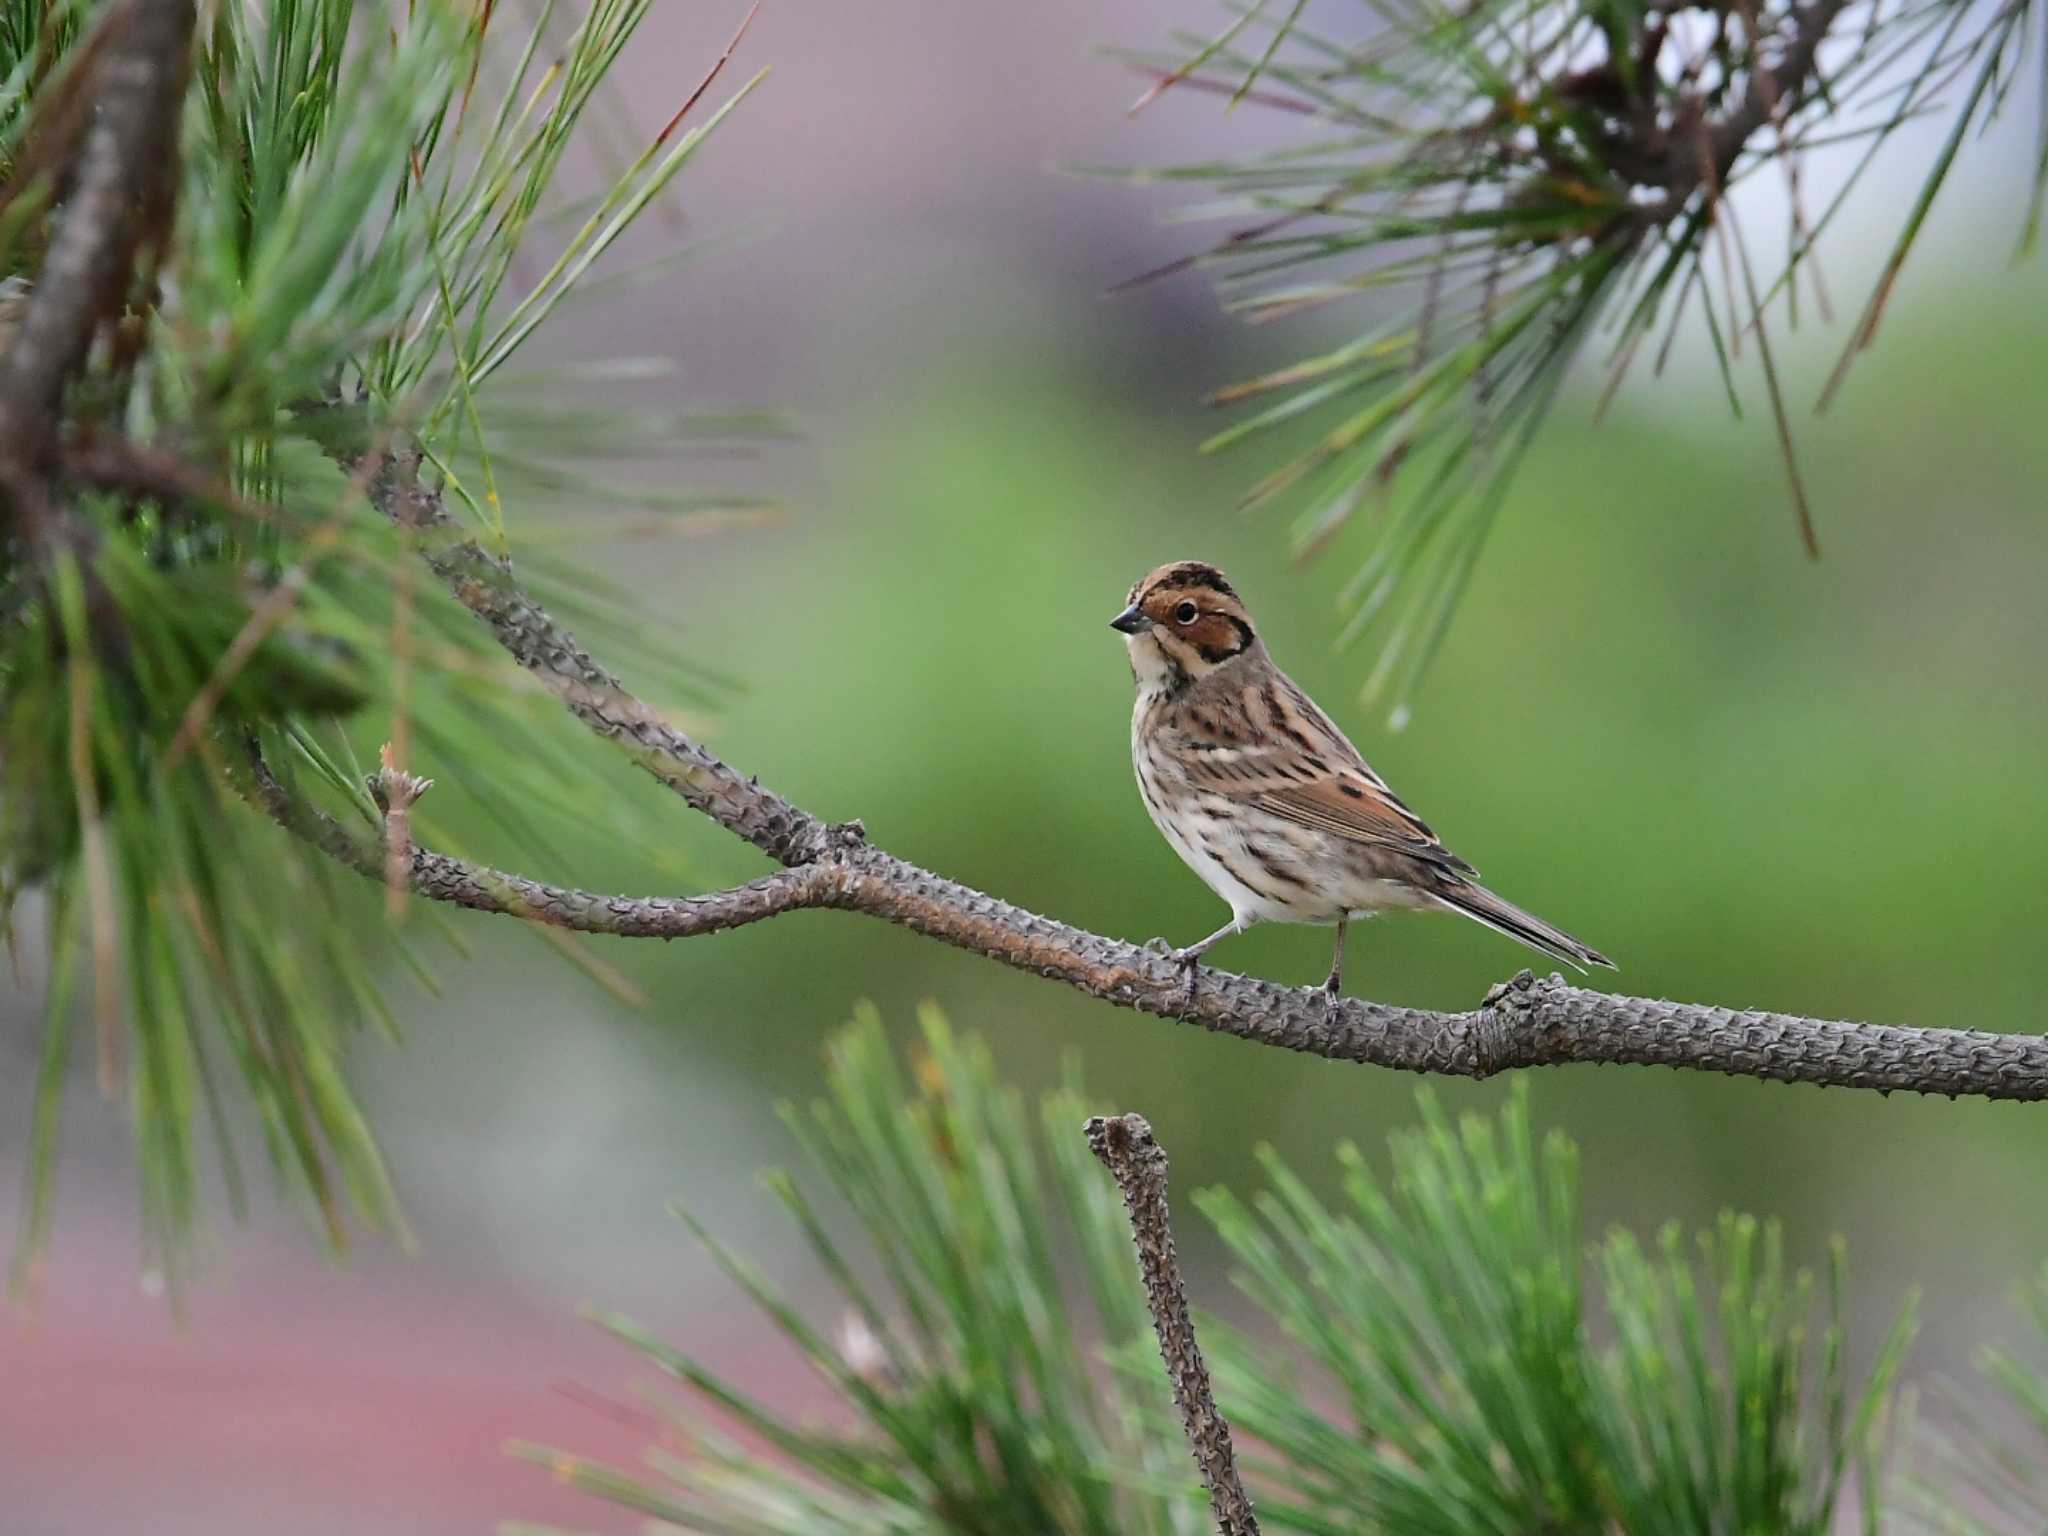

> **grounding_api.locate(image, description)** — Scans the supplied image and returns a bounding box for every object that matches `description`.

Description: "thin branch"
[363,449,829,866]
[242,746,844,940]
[63,434,273,523]
[410,851,845,939]
[0,0,194,512]
[264,449,2048,1104]
[1085,1112,1259,1536]
[1655,0,1861,222]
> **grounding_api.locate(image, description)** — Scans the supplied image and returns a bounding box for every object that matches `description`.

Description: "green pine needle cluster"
[1108,0,2046,723]
[1194,1093,1915,1533]
[523,1008,1917,1535]
[0,0,771,1285]
[528,1006,1200,1536]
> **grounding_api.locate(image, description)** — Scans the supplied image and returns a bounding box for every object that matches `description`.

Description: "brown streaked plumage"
[1110,559,1613,993]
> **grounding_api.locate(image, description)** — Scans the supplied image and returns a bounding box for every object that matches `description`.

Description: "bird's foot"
[1167,946,1203,1016]
[1142,935,1175,957]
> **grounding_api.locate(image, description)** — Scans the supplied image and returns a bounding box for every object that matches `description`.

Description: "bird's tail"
[1434,881,1615,972]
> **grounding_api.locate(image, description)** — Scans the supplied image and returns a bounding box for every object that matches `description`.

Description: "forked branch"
[1086,1112,1258,1536]
[242,746,843,940]
[256,451,2048,1104]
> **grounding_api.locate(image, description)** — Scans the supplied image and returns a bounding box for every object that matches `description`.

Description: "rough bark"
[1086,1112,1259,1536]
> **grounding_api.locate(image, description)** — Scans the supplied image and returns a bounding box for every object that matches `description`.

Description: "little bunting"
[1111,560,1614,994]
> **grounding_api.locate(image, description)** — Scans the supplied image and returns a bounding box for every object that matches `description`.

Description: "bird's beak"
[1110,604,1151,635]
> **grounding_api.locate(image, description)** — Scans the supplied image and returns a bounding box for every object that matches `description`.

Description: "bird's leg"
[1168,917,1246,1013]
[1320,916,1348,1003]
[1171,918,1242,969]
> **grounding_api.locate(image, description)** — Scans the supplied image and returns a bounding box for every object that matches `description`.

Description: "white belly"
[1150,793,1301,925]
[1133,692,1435,927]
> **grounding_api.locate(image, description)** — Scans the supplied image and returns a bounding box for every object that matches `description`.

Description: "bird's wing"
[1164,672,1477,876]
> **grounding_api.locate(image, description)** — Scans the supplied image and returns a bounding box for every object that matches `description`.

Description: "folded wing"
[1163,673,1477,878]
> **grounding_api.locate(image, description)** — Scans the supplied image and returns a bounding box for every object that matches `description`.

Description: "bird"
[1110,559,1613,996]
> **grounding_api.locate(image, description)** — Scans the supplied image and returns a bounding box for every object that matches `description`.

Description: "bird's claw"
[1156,945,1200,1017]
[1142,935,1175,957]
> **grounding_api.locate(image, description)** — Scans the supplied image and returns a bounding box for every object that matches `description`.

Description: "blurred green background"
[4,1,2047,1530]
[575,262,2048,1333]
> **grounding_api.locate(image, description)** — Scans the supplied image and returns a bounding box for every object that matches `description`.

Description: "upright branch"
[1085,1112,1259,1536]
[0,0,194,543]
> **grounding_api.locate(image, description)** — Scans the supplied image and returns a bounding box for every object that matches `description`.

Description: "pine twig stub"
[1085,1112,1259,1536]
[372,741,432,919]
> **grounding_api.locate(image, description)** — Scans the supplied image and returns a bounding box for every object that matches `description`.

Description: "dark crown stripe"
[1161,562,1235,597]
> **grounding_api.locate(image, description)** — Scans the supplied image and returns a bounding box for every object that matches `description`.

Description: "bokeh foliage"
[1918,1263,2048,1534]
[521,1010,1918,1535]
[0,0,770,1283]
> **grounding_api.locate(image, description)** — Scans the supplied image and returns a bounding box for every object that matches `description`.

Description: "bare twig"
[243,745,845,941]
[1085,1112,1258,1536]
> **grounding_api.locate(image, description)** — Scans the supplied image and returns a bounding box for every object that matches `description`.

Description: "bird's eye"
[1174,601,1199,624]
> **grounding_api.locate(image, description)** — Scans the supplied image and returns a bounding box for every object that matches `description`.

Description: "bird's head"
[1110,561,1259,689]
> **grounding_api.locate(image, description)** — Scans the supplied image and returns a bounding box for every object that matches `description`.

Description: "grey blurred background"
[4,1,2047,1531]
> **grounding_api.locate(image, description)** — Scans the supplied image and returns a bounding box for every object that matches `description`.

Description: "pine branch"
[363,448,829,865]
[0,0,780,1271]
[1109,0,2036,717]
[255,447,2048,1104]
[0,0,191,405]
[242,743,842,939]
[0,0,193,513]
[1657,0,1862,222]
[1085,1111,1259,1536]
